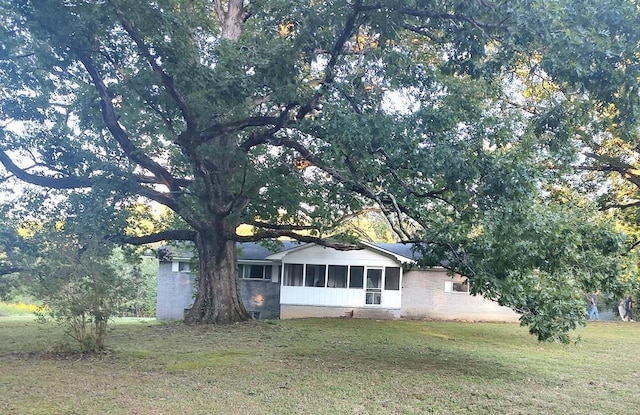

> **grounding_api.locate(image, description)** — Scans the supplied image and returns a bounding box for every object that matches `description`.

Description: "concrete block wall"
[238,279,281,319]
[401,269,519,322]
[156,261,282,321]
[156,262,195,320]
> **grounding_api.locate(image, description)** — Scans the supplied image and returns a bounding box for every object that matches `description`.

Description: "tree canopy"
[1,0,640,341]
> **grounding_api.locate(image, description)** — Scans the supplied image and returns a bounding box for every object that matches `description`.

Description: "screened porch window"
[283,264,304,286]
[349,266,364,288]
[327,265,348,288]
[385,267,400,290]
[305,264,327,287]
[282,263,402,295]
[453,281,469,292]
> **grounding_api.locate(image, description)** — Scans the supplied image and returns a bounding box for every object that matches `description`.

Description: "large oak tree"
[1,0,639,340]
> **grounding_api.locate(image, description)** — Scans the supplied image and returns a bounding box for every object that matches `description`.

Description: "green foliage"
[31,236,136,353]
[111,248,158,318]
[460,199,625,342]
[0,199,158,351]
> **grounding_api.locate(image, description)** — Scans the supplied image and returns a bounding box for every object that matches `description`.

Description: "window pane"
[366,292,382,305]
[248,265,265,279]
[237,264,245,278]
[385,267,400,290]
[367,269,382,289]
[178,262,190,272]
[327,265,348,288]
[349,266,364,288]
[305,264,326,287]
[283,264,304,286]
[453,281,469,292]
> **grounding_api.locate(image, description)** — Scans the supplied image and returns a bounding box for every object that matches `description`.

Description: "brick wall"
[401,269,519,322]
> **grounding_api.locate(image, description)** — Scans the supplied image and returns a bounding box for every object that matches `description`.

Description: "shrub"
[33,240,136,353]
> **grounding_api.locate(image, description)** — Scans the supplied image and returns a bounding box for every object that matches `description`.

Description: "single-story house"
[156,241,519,322]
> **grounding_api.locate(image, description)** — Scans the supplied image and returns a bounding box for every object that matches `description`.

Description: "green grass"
[1,317,639,414]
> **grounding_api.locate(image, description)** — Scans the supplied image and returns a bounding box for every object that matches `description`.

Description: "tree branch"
[605,201,640,210]
[0,266,29,276]
[235,231,361,251]
[0,148,92,189]
[583,152,640,190]
[238,104,298,151]
[392,5,502,32]
[243,219,320,232]
[116,12,198,137]
[117,229,197,245]
[201,116,283,144]
[76,51,185,196]
[295,0,363,120]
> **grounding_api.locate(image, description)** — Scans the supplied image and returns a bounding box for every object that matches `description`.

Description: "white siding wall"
[281,287,364,307]
[280,286,402,308]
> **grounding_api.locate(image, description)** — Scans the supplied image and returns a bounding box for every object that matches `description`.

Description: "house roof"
[160,240,420,263]
[264,241,416,264]
[368,242,419,261]
[158,241,302,261]
[237,241,302,260]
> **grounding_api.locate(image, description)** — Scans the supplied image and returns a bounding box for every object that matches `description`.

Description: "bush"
[33,241,137,353]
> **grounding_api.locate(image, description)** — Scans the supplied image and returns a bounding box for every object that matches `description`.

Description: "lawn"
[0,316,638,414]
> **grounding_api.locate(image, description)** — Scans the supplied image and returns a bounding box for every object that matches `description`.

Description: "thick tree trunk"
[185,231,250,324]
[215,0,245,40]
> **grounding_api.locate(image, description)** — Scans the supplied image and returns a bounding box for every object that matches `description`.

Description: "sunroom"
[266,242,414,319]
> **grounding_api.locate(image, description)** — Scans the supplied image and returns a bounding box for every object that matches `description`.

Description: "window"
[305,264,326,287]
[172,261,193,273]
[327,265,348,288]
[349,266,364,288]
[385,267,400,290]
[445,279,470,293]
[453,281,469,292]
[238,264,272,279]
[283,264,304,286]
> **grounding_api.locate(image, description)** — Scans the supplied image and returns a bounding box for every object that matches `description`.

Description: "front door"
[365,268,382,305]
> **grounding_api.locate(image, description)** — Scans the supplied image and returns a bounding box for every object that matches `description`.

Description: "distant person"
[624,295,634,322]
[619,299,627,321]
[589,290,600,320]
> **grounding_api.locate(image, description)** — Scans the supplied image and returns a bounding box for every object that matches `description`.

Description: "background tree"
[1,0,639,340]
[0,192,158,351]
[0,209,33,299]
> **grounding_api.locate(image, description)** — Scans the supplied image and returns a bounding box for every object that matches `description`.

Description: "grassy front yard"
[0,316,638,414]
